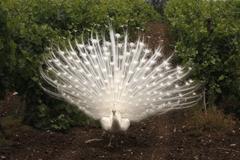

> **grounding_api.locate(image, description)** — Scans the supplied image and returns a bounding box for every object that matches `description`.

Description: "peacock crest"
[40,28,201,131]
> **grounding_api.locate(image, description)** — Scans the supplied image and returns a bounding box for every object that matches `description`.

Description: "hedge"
[165,0,240,115]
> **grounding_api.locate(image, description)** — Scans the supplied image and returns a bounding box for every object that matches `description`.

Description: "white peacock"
[40,28,201,132]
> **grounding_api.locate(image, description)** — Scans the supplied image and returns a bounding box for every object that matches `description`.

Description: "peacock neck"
[110,110,122,132]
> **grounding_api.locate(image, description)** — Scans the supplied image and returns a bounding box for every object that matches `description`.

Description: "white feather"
[40,27,201,131]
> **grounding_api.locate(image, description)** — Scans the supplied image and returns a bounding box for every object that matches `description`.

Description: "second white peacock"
[40,28,201,132]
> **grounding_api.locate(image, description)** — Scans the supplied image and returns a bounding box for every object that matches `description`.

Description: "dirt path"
[0,110,184,160]
[1,109,240,160]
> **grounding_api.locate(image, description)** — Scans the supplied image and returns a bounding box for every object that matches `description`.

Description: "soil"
[144,22,173,55]
[0,23,240,160]
[0,109,240,160]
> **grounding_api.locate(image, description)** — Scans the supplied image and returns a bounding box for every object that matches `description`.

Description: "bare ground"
[0,109,240,160]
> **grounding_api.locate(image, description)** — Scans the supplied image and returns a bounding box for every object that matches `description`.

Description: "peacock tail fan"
[40,27,201,123]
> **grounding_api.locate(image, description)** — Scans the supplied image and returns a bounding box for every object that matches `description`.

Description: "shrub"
[164,0,240,109]
[188,108,236,133]
[0,0,160,130]
[27,103,96,131]
[0,2,13,95]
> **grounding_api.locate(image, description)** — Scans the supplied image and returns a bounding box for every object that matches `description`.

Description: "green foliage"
[165,0,240,107]
[28,103,93,131]
[0,3,13,94]
[0,0,159,131]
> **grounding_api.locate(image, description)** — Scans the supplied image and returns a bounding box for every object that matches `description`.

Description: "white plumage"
[40,28,200,132]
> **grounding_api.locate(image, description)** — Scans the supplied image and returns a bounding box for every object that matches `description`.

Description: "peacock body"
[40,28,200,132]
